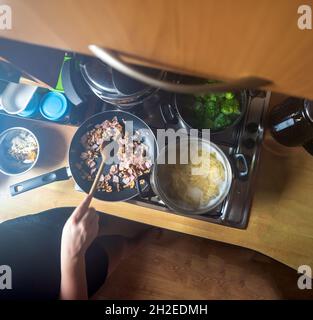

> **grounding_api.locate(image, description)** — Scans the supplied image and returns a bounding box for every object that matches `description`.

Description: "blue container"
[39,92,68,122]
[18,93,40,118]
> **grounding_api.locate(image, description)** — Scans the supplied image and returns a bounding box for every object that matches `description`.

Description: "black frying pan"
[10,111,158,201]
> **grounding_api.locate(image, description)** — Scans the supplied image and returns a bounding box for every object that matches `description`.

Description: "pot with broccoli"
[173,90,247,131]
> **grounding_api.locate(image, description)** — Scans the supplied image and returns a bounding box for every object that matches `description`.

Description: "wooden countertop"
[3,0,313,99]
[1,107,313,270]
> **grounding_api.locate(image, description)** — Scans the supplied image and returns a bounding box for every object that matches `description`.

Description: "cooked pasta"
[162,149,225,209]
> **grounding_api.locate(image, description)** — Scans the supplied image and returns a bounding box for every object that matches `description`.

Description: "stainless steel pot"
[79,57,166,108]
[137,137,233,215]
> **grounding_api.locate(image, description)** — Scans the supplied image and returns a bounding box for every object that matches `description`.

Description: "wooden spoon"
[89,141,107,197]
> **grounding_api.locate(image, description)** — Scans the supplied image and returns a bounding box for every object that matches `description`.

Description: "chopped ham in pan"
[79,116,152,192]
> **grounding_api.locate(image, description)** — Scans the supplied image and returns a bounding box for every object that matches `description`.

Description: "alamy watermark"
[100,124,211,176]
[0,4,12,30]
[298,4,312,30]
[297,265,312,290]
[0,4,312,31]
[0,265,12,290]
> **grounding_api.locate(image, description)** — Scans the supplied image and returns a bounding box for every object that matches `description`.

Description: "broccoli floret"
[214,113,232,128]
[221,98,240,115]
[209,94,217,102]
[194,99,203,112]
[204,99,220,119]
[225,92,235,100]
[193,91,240,129]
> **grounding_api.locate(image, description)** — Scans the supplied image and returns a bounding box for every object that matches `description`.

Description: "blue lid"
[19,93,40,118]
[39,92,68,121]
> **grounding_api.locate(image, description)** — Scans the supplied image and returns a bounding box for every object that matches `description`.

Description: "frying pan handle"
[234,153,249,178]
[135,173,154,198]
[10,167,71,196]
[88,45,272,94]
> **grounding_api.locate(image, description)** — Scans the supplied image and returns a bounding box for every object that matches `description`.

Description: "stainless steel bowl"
[0,127,40,176]
[150,137,233,215]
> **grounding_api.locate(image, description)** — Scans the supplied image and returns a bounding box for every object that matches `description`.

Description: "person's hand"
[61,194,99,262]
[60,195,99,300]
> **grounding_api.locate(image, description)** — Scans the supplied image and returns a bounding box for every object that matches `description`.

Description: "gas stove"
[73,88,270,229]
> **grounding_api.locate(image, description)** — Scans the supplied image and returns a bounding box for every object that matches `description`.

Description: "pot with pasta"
[137,137,233,215]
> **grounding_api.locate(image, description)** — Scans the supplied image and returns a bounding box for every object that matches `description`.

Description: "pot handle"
[10,167,71,197]
[234,153,249,178]
[135,173,154,198]
[88,45,272,94]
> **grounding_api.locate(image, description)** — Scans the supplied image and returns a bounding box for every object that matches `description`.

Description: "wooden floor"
[93,217,313,300]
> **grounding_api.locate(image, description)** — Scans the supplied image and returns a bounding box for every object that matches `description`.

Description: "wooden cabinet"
[1,0,313,98]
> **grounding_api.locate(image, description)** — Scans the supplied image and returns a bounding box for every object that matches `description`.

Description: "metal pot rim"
[151,137,233,215]
[0,126,40,176]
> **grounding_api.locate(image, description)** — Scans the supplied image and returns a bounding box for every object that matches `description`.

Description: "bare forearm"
[59,195,99,300]
[60,256,88,300]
